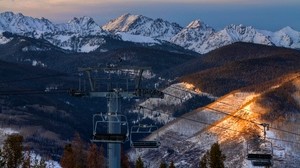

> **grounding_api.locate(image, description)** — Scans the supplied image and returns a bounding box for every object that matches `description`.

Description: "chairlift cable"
[138,105,300,145]
[167,85,300,137]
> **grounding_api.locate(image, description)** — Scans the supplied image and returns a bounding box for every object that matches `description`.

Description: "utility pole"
[70,66,163,168]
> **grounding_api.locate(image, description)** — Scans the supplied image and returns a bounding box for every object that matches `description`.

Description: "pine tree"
[72,133,87,168]
[2,134,24,168]
[199,151,209,168]
[200,142,225,168]
[135,156,144,168]
[87,144,105,168]
[169,160,176,168]
[209,143,226,168]
[159,160,167,168]
[0,148,6,167]
[121,150,130,168]
[60,144,76,168]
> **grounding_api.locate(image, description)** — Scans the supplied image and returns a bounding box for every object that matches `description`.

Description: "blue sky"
[1,0,300,31]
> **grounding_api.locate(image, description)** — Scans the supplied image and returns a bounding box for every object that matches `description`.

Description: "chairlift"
[247,123,273,167]
[91,113,129,143]
[130,124,160,148]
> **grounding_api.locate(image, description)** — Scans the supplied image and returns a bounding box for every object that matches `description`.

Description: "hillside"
[0,33,197,74]
[0,34,197,160]
[1,12,300,167]
[129,73,300,168]
[176,42,300,96]
[0,60,109,159]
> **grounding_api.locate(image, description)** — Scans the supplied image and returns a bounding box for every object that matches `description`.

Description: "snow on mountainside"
[102,13,182,41]
[116,32,160,44]
[0,32,12,44]
[258,26,300,49]
[130,74,300,168]
[0,12,107,52]
[103,13,300,54]
[0,12,106,36]
[1,11,300,53]
[171,20,215,53]
[172,23,274,54]
[56,16,106,36]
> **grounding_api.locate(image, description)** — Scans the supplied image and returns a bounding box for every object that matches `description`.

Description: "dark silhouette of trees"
[200,142,226,168]
[169,160,176,168]
[0,148,6,167]
[121,150,130,168]
[87,144,105,168]
[72,133,86,168]
[159,160,167,168]
[200,151,209,168]
[60,144,75,168]
[135,156,144,168]
[2,134,24,168]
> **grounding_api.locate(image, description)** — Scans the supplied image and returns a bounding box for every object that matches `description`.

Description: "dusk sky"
[1,0,300,31]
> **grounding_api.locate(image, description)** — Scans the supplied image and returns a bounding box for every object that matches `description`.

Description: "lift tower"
[70,66,164,168]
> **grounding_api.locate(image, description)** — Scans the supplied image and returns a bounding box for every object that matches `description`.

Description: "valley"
[0,11,300,168]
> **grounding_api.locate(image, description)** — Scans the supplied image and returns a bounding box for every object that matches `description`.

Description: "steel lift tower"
[70,66,164,168]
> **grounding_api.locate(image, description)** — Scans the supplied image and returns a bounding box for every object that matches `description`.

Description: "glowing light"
[183,82,195,90]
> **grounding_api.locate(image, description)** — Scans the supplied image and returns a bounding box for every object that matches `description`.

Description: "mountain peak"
[279,26,298,34]
[186,20,213,31]
[102,13,182,41]
[187,20,202,29]
[102,13,147,33]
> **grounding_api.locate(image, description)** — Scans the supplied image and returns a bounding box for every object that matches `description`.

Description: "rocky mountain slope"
[171,22,300,54]
[1,11,300,54]
[102,13,182,41]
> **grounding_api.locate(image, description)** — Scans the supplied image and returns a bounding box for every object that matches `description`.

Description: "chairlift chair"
[247,137,273,167]
[91,113,129,143]
[130,124,161,148]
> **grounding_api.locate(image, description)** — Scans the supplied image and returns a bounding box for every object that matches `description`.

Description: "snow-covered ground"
[116,32,160,44]
[0,32,12,44]
[129,75,300,168]
[133,82,216,124]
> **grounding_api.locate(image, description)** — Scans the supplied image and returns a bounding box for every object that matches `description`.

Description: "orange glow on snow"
[183,82,195,90]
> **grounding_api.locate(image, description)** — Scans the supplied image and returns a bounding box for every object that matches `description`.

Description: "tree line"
[0,133,225,168]
[0,133,47,168]
[135,142,225,168]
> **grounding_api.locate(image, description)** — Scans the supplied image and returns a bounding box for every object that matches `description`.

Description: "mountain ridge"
[1,11,300,54]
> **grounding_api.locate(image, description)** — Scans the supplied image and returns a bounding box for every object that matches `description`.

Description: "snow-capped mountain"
[172,23,273,54]
[0,12,106,36]
[1,11,300,54]
[56,16,106,36]
[0,12,107,52]
[203,24,273,54]
[170,20,215,53]
[102,13,182,41]
[172,22,300,54]
[258,26,300,49]
[0,12,55,35]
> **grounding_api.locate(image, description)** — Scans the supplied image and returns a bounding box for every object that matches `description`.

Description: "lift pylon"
[70,66,164,168]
